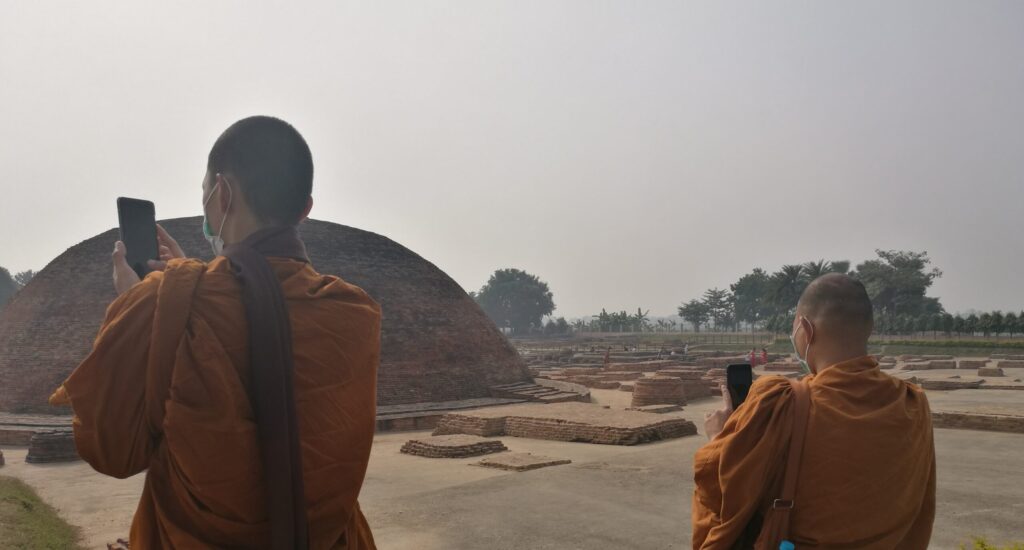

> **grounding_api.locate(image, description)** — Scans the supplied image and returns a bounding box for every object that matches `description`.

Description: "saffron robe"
[692,356,936,549]
[50,257,380,549]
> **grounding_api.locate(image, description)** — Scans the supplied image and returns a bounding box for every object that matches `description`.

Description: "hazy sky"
[2,1,1022,318]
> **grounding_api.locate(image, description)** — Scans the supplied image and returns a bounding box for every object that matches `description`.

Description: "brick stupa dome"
[0,216,529,413]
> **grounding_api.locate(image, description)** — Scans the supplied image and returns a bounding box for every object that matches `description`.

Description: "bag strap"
[756,378,811,549]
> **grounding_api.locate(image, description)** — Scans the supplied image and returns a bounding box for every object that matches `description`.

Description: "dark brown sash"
[223,225,310,550]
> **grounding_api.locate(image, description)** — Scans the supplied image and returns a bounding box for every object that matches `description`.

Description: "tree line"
[0,266,36,311]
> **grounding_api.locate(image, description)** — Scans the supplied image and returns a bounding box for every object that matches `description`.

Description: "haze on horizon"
[2,1,1022,319]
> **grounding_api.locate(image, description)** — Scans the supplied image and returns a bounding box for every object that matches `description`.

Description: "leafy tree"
[852,250,943,328]
[801,259,851,282]
[702,288,735,331]
[731,268,772,330]
[1004,312,1018,338]
[768,264,806,315]
[979,312,993,337]
[13,269,36,288]
[631,308,651,332]
[678,299,711,332]
[0,267,17,309]
[965,314,980,337]
[993,311,1005,338]
[953,314,965,337]
[475,268,555,333]
[942,313,955,336]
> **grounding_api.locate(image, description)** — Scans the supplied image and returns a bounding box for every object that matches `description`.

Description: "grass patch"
[960,536,1024,550]
[0,475,83,550]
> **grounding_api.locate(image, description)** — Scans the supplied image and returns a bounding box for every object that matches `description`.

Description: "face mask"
[202,176,232,255]
[790,317,812,375]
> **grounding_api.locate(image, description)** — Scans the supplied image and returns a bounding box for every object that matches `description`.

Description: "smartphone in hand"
[726,363,753,408]
[116,197,158,279]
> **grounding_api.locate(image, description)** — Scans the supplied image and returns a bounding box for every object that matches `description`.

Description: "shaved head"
[797,273,874,340]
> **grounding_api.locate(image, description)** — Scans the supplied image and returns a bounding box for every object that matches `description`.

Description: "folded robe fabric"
[51,240,381,549]
[691,356,936,549]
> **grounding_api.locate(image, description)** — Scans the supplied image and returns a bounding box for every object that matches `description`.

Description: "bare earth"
[2,382,1024,549]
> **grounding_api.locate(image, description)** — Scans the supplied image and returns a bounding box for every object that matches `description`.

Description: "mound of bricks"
[25,430,79,464]
[475,452,571,472]
[400,434,508,458]
[978,367,1005,377]
[631,376,687,407]
[959,360,989,370]
[997,360,1024,369]
[920,379,984,391]
[433,402,697,445]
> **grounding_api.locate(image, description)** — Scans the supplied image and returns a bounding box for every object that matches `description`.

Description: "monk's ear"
[803,317,816,344]
[300,196,313,222]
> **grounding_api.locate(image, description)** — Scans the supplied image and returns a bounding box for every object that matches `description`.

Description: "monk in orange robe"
[50,116,379,549]
[693,274,935,549]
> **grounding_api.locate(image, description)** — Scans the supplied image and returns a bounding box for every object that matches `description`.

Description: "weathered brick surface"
[25,430,80,463]
[958,360,989,369]
[978,367,1005,377]
[764,362,801,372]
[932,412,1024,433]
[631,377,686,407]
[433,402,697,445]
[474,452,571,471]
[921,379,983,391]
[997,360,1024,369]
[928,360,958,369]
[400,434,507,458]
[0,217,530,413]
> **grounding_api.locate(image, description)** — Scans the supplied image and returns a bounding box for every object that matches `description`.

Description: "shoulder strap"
[756,378,811,549]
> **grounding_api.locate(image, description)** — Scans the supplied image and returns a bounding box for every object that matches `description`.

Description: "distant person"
[50,116,380,549]
[684,343,689,355]
[748,348,757,366]
[693,274,935,548]
[604,347,612,366]
[761,347,769,365]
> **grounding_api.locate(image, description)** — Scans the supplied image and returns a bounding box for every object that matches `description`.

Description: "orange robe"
[692,356,935,549]
[50,257,380,549]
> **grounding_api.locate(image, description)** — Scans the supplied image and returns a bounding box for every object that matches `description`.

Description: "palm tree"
[769,265,806,314]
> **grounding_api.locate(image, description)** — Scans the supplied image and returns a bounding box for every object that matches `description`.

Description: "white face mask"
[790,317,812,374]
[202,176,232,255]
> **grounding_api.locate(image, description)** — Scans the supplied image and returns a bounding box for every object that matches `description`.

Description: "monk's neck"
[810,344,870,374]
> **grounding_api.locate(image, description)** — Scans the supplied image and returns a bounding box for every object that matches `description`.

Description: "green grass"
[960,536,1024,550]
[0,475,83,550]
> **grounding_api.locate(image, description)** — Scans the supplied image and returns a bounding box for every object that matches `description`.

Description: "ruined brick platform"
[400,435,508,458]
[932,412,1024,434]
[921,380,984,391]
[631,376,686,407]
[979,367,1005,377]
[958,360,989,369]
[626,404,683,414]
[433,402,697,445]
[0,413,72,445]
[25,430,79,464]
[474,452,572,472]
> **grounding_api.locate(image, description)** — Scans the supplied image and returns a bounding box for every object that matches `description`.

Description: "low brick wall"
[932,412,1024,434]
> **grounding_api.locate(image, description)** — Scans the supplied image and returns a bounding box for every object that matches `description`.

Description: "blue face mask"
[790,318,812,375]
[202,176,232,255]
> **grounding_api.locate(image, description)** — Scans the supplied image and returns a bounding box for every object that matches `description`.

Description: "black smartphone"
[116,197,158,279]
[726,363,753,408]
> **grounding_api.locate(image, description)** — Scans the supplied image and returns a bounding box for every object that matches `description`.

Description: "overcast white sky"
[2,1,1022,318]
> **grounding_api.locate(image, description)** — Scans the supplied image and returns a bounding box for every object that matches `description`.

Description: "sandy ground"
[2,384,1024,549]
